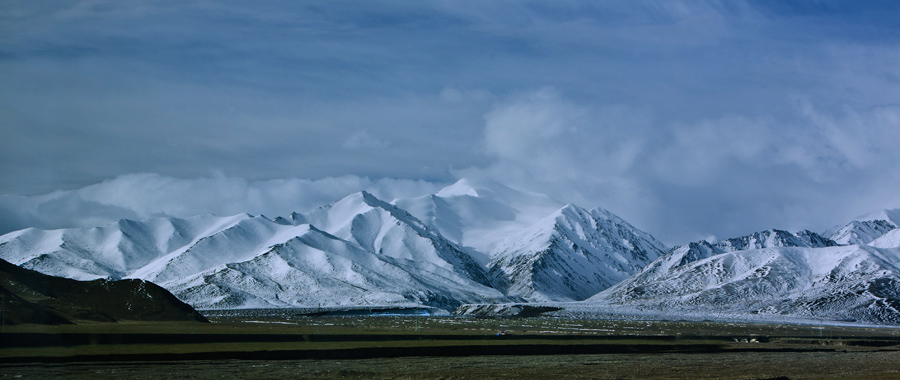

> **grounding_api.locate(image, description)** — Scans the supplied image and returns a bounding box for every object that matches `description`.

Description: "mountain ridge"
[827,208,900,245]
[487,204,667,301]
[2,180,900,325]
[587,225,900,324]
[0,187,521,310]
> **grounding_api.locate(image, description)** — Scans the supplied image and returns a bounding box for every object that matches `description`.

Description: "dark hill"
[0,259,208,325]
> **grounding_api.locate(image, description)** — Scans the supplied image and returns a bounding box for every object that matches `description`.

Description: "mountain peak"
[592,243,900,325]
[326,190,402,216]
[662,228,839,270]
[488,202,667,301]
[435,178,559,206]
[558,203,581,212]
[854,208,900,227]
[359,190,395,211]
[437,178,483,197]
[829,208,900,245]
[435,177,523,199]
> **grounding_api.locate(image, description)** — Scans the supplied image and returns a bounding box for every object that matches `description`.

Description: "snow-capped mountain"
[0,179,667,310]
[299,191,498,290]
[168,224,505,309]
[487,204,667,301]
[590,228,900,324]
[828,209,900,245]
[0,190,510,310]
[646,229,839,274]
[713,229,838,251]
[392,178,563,263]
[0,213,252,281]
[4,177,899,324]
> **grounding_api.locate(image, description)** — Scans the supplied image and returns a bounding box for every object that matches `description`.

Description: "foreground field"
[4,351,900,380]
[2,314,900,379]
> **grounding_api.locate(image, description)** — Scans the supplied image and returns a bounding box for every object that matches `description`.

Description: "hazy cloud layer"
[2,1,899,244]
[463,90,900,243]
[0,173,442,235]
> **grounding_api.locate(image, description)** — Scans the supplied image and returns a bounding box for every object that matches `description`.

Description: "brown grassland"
[2,314,900,379]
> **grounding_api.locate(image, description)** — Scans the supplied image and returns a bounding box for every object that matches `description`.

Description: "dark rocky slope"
[0,258,207,325]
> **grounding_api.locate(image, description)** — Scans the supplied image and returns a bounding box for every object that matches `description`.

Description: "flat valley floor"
[3,315,900,380]
[4,350,900,380]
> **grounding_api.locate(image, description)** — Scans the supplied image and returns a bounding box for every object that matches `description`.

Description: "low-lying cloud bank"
[0,173,443,237]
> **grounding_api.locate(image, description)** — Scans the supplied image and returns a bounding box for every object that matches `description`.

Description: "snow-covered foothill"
[591,241,900,325]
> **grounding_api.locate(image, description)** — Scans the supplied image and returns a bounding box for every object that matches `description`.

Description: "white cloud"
[801,102,900,172]
[3,1,900,245]
[455,88,661,235]
[0,173,443,235]
[3,89,899,246]
[478,88,652,183]
[484,89,575,152]
[456,88,900,245]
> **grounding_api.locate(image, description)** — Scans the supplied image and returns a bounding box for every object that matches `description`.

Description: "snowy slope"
[168,225,505,309]
[0,181,664,309]
[487,204,667,301]
[644,229,839,276]
[830,220,897,245]
[6,178,898,321]
[392,178,562,263]
[592,243,900,325]
[0,191,509,310]
[299,191,497,289]
[828,209,900,245]
[0,214,252,281]
[870,229,900,249]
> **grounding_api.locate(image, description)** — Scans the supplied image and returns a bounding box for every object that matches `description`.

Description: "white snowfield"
[1,179,899,325]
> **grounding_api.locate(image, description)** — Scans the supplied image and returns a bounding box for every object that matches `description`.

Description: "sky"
[2,0,899,246]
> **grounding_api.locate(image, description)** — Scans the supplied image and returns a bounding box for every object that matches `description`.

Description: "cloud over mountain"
[0,173,442,235]
[1,1,899,244]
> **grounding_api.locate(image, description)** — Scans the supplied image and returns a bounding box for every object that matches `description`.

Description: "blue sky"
[1,1,899,245]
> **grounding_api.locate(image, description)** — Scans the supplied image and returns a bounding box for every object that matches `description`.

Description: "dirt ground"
[4,317,900,379]
[3,350,900,380]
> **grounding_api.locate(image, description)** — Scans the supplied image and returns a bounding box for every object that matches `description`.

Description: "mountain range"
[0,179,660,310]
[589,228,900,324]
[1,178,899,325]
